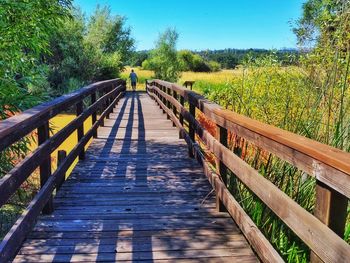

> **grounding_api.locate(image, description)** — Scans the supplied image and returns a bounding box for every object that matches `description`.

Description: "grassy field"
[121,66,244,89]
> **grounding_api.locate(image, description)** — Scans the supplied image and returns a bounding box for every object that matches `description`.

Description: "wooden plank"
[187,105,350,262]
[149,89,283,263]
[311,181,348,262]
[12,92,257,263]
[13,248,257,262]
[0,88,126,262]
[0,85,125,208]
[91,92,98,138]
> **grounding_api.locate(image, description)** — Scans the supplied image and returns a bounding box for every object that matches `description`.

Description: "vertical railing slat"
[76,101,85,160]
[37,121,54,214]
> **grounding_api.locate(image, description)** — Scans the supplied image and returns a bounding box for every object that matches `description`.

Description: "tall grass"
[122,48,350,262]
[196,50,349,262]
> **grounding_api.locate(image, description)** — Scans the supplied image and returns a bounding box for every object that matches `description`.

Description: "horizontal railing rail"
[146,79,350,263]
[0,79,126,261]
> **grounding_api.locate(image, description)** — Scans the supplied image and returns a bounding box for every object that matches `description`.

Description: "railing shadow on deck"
[35,92,232,262]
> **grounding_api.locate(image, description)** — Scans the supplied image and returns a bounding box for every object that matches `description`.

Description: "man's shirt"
[129,72,138,82]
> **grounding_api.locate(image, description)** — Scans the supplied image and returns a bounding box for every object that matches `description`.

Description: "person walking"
[129,69,138,91]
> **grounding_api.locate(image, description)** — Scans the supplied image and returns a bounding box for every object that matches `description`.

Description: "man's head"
[131,69,134,72]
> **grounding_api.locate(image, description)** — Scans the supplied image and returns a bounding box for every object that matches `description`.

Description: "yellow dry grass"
[30,114,93,178]
[121,66,244,88]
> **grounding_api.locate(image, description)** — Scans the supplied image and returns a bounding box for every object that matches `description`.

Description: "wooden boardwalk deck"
[14,92,257,262]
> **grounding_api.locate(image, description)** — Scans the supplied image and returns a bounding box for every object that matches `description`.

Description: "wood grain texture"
[148,87,283,263]
[148,79,350,198]
[0,79,124,152]
[148,82,350,263]
[13,92,258,263]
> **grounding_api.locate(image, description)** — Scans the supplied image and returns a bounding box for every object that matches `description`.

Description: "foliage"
[136,48,299,70]
[0,0,72,175]
[128,50,149,67]
[198,48,299,68]
[293,0,349,47]
[178,50,221,72]
[194,4,350,257]
[142,28,181,82]
[0,0,73,237]
[46,5,134,95]
[46,9,92,95]
[85,5,134,68]
[0,2,134,237]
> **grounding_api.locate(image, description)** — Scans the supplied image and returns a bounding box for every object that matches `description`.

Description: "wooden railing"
[146,79,350,263]
[0,79,126,261]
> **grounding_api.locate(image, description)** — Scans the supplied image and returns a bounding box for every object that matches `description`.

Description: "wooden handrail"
[0,79,126,262]
[146,79,350,263]
[0,79,123,152]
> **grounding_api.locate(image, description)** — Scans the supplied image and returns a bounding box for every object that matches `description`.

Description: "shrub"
[143,28,181,82]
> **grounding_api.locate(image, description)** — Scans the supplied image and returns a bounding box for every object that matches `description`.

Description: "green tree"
[294,0,349,48]
[0,0,72,176]
[86,5,134,71]
[178,50,221,72]
[46,9,97,95]
[143,28,181,82]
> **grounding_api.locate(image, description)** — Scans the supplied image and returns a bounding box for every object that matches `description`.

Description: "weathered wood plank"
[12,92,257,263]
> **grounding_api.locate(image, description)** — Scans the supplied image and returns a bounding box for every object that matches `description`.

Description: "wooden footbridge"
[0,79,349,262]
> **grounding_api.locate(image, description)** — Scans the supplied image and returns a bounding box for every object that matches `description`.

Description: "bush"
[208,61,221,72]
[178,50,221,72]
[143,28,181,82]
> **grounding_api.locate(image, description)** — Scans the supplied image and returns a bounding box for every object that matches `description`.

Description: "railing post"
[216,125,228,212]
[166,87,171,120]
[108,84,114,115]
[310,181,348,262]
[179,96,184,125]
[56,150,67,191]
[189,103,195,158]
[179,96,185,139]
[106,86,111,119]
[161,86,166,114]
[37,121,54,214]
[172,90,177,127]
[98,91,105,127]
[91,92,97,138]
[76,101,85,160]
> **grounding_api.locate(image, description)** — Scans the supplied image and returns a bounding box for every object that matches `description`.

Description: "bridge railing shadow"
[43,91,231,262]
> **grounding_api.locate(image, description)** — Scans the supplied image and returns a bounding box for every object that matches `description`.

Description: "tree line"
[129,47,299,70]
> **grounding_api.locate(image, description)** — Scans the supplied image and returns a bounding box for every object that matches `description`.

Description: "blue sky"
[74,0,306,51]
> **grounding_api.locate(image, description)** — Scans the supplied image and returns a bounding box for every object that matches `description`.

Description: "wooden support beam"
[171,90,177,126]
[76,101,85,160]
[216,125,228,212]
[189,103,196,158]
[37,121,53,214]
[56,150,67,191]
[311,181,348,262]
[91,92,97,138]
